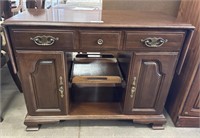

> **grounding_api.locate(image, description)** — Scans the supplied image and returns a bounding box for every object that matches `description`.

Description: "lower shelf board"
[25,113,166,121]
[24,113,167,130]
[69,102,122,115]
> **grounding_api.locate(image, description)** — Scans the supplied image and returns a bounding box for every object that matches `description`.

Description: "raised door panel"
[124,52,178,115]
[16,51,68,116]
[182,65,200,117]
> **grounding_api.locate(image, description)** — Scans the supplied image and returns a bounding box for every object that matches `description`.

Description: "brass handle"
[58,76,64,98]
[59,86,64,98]
[132,77,136,86]
[130,87,136,98]
[30,35,59,46]
[130,77,137,98]
[59,76,63,85]
[141,37,168,48]
[97,39,103,45]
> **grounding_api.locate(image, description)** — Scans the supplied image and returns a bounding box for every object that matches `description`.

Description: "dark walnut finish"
[124,31,185,50]
[123,52,178,115]
[79,30,122,50]
[166,0,200,127]
[2,9,194,130]
[16,51,69,116]
[10,28,76,50]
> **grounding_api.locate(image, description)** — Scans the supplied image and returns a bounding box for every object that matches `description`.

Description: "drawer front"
[10,29,75,50]
[79,31,122,50]
[124,31,185,50]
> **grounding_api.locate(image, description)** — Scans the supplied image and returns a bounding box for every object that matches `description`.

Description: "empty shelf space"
[70,102,122,115]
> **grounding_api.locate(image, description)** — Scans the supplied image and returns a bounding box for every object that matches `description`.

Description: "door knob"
[97,39,104,45]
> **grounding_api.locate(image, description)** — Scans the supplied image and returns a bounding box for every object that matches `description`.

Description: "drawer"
[79,31,122,50]
[124,31,185,50]
[10,29,75,50]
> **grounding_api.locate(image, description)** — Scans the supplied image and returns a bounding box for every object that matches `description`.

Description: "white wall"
[103,0,181,17]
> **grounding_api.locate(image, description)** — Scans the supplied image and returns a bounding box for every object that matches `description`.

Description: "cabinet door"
[124,52,178,114]
[16,51,68,116]
[182,65,200,117]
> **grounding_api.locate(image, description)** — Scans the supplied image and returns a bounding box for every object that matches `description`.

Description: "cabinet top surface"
[3,9,194,29]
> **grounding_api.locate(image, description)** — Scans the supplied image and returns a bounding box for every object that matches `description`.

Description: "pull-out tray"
[71,55,123,85]
[70,54,124,102]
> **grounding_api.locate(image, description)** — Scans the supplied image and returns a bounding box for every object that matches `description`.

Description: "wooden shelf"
[70,102,122,115]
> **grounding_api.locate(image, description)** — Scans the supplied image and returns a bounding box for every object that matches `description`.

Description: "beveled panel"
[31,60,60,110]
[134,61,163,108]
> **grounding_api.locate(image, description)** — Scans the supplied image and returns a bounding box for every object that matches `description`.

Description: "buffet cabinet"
[166,0,200,127]
[3,9,194,130]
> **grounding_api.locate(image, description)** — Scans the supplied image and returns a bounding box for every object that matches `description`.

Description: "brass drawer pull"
[130,77,137,98]
[97,39,104,45]
[30,35,59,46]
[141,37,168,48]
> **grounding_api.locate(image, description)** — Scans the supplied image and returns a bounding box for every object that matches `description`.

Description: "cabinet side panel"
[166,0,200,126]
[182,65,200,116]
[117,52,132,108]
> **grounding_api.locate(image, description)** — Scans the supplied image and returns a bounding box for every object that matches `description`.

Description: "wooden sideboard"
[2,9,194,130]
[166,0,200,127]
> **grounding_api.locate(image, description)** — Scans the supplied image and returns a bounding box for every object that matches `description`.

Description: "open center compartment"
[68,52,131,115]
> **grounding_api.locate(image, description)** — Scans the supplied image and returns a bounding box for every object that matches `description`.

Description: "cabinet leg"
[132,114,166,130]
[25,123,40,131]
[0,117,3,122]
[152,123,164,130]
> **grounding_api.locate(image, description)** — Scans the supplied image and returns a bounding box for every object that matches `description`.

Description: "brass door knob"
[59,86,64,98]
[97,39,104,45]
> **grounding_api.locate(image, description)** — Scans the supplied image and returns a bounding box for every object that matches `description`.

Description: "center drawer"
[9,29,75,50]
[79,30,122,50]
